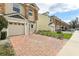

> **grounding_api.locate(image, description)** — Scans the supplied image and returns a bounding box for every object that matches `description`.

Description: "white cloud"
[34,0,79,14]
[36,3,52,13]
[63,19,71,23]
[27,0,79,3]
[49,3,79,14]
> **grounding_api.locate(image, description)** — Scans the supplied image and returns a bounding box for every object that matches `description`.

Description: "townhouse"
[37,12,50,31]
[0,3,39,36]
[49,15,69,32]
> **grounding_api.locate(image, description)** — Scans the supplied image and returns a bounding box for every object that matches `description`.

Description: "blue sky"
[49,8,79,22]
[36,2,79,23]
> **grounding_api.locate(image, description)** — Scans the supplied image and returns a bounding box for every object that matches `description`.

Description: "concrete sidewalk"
[57,31,79,56]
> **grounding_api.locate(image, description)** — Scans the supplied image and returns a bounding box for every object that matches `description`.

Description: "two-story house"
[49,15,69,32]
[37,12,50,31]
[0,3,39,36]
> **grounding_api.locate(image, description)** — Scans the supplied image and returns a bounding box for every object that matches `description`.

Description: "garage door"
[8,22,25,36]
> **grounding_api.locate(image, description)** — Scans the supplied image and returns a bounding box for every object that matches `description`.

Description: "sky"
[36,2,79,23]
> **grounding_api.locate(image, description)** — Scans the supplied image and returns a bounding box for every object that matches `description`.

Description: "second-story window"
[13,3,20,13]
[28,8,33,16]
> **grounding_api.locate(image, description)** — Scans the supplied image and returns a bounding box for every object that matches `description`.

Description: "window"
[28,12,32,16]
[18,23,20,25]
[30,4,35,7]
[13,4,20,13]
[14,23,17,25]
[22,23,24,25]
[28,8,32,16]
[31,24,33,28]
[9,22,13,24]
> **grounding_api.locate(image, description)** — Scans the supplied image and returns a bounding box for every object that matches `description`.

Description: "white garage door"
[8,22,25,36]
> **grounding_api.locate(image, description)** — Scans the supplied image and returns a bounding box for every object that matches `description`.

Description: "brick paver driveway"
[10,34,67,56]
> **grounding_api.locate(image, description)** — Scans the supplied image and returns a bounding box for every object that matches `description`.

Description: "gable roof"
[42,12,49,16]
[4,13,26,23]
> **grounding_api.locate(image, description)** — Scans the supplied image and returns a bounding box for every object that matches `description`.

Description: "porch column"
[25,22,27,35]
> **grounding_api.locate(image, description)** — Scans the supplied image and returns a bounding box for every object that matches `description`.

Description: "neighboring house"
[37,12,50,31]
[0,3,39,36]
[49,15,69,32]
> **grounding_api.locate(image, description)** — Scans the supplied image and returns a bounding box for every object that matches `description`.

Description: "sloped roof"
[42,12,49,16]
[50,15,69,26]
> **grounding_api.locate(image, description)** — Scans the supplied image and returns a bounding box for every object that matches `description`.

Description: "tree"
[0,15,8,38]
[69,17,78,29]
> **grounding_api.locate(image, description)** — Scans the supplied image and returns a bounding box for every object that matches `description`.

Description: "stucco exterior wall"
[0,4,5,14]
[5,4,14,14]
[19,4,25,16]
[23,3,39,22]
[49,24,55,32]
[30,22,37,33]
[37,14,50,31]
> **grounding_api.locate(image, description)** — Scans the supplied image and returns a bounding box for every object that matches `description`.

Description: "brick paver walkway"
[10,34,67,56]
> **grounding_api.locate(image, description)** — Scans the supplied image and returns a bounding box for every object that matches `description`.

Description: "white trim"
[25,22,27,35]
[8,20,25,23]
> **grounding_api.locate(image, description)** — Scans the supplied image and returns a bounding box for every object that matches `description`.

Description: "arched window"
[28,8,32,16]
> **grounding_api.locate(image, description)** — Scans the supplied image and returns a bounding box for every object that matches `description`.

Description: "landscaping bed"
[36,30,72,39]
[0,39,15,56]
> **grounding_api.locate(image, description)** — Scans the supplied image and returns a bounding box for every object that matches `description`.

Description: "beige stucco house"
[0,3,39,36]
[37,12,50,31]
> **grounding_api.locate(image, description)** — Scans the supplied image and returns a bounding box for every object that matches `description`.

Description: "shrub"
[56,29,62,34]
[0,44,15,56]
[0,31,7,40]
[56,34,63,40]
[36,30,72,39]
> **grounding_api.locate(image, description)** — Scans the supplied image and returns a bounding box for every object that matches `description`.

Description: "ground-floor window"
[9,22,24,26]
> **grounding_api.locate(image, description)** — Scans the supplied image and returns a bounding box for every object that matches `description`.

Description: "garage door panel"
[8,23,25,36]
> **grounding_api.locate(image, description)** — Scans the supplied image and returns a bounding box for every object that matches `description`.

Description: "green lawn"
[63,33,72,39]
[36,30,72,39]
